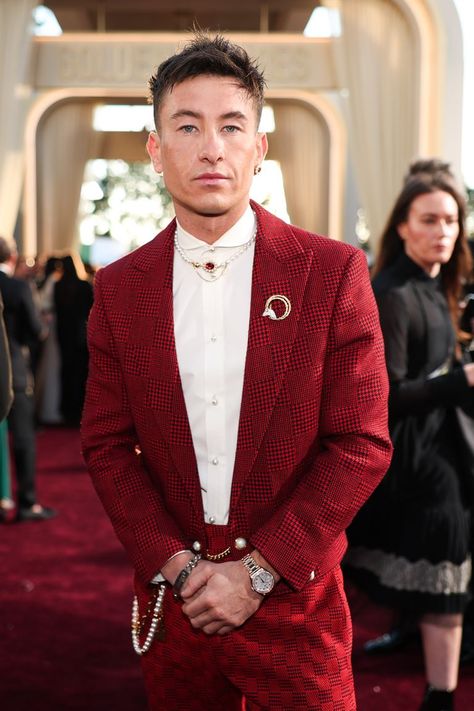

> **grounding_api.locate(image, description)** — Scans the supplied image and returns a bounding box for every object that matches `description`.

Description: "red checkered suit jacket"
[81,201,392,591]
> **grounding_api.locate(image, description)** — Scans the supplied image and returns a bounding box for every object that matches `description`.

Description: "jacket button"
[192,541,202,552]
[234,537,247,550]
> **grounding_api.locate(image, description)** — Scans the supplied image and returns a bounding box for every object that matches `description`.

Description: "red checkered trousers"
[136,524,355,711]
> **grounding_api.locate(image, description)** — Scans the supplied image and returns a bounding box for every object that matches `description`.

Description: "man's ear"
[256,132,268,166]
[146,131,163,174]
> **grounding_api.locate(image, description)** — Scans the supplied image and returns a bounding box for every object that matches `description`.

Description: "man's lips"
[195,173,228,181]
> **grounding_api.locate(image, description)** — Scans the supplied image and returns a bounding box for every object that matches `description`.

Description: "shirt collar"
[176,205,256,251]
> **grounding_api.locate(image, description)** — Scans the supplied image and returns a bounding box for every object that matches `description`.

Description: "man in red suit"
[81,33,392,710]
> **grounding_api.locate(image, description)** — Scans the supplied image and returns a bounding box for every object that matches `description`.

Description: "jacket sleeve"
[251,249,393,589]
[376,288,471,416]
[80,269,189,585]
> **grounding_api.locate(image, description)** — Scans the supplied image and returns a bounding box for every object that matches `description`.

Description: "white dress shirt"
[173,206,256,525]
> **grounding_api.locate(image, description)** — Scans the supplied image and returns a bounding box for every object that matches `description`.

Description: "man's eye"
[180,125,195,133]
[223,125,239,133]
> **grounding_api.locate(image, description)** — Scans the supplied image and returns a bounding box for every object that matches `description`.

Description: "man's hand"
[180,559,263,636]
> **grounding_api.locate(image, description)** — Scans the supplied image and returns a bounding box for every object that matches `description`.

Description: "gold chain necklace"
[174,224,257,282]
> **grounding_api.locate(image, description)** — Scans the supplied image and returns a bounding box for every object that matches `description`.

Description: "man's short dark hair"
[148,33,266,130]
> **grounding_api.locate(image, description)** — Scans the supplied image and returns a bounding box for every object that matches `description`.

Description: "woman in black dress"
[346,162,474,710]
[54,254,94,425]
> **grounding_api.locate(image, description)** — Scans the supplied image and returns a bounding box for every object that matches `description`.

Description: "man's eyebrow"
[221,111,248,122]
[170,109,201,121]
[169,109,248,122]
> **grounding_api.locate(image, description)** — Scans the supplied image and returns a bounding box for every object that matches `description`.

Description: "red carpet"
[1,427,473,710]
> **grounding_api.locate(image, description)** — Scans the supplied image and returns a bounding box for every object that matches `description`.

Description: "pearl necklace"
[131,582,166,655]
[174,224,257,282]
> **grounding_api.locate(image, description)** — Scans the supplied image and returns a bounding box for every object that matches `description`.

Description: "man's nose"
[199,130,224,163]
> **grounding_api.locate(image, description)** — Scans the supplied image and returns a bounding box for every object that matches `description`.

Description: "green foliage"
[81,159,174,253]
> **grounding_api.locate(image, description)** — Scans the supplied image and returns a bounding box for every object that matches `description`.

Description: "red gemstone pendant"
[204,262,215,272]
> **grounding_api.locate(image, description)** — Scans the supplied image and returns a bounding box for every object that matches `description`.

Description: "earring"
[254,165,262,175]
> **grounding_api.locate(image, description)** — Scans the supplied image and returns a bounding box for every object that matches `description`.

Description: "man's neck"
[174,205,250,245]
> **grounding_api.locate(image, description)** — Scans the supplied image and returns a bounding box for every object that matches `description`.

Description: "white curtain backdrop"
[37,102,97,254]
[268,101,330,235]
[0,0,36,238]
[327,0,419,246]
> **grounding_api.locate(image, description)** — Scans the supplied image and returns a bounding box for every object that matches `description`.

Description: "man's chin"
[174,194,248,221]
[183,199,232,219]
[195,208,228,218]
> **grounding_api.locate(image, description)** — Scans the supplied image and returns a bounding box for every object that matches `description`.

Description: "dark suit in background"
[0,291,13,517]
[0,268,42,510]
[0,292,12,421]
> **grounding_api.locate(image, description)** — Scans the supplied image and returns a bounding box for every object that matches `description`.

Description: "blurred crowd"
[0,239,94,522]
[13,249,95,426]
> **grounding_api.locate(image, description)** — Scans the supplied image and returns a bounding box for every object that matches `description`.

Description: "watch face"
[252,569,274,595]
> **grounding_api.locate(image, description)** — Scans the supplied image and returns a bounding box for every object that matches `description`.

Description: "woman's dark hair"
[148,32,266,130]
[60,255,79,281]
[373,160,472,337]
[402,158,452,185]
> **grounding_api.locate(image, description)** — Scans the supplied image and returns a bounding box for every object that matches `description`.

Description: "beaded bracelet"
[173,554,201,599]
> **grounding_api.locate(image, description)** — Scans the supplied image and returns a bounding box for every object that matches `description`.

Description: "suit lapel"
[132,221,203,517]
[230,206,313,510]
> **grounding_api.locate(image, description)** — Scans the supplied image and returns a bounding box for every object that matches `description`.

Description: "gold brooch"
[262,294,292,321]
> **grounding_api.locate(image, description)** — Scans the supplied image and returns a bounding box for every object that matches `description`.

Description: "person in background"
[460,239,474,343]
[81,33,392,710]
[0,291,13,521]
[35,256,63,425]
[54,254,93,426]
[0,236,57,522]
[345,160,474,711]
[458,237,474,667]
[0,291,12,421]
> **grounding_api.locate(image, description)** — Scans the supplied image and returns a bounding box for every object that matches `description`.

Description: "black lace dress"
[346,252,474,614]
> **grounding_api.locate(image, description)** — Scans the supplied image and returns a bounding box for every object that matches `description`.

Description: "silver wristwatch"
[241,554,275,595]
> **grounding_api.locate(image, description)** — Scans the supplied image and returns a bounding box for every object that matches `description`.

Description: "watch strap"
[241,553,261,577]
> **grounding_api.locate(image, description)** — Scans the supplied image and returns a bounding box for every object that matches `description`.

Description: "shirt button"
[211,335,217,342]
[211,396,218,405]
[209,516,216,524]
[211,457,219,465]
